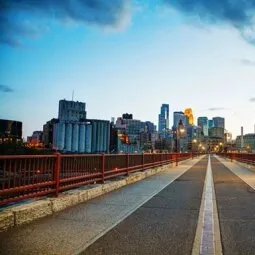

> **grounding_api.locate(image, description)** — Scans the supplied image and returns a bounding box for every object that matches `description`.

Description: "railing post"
[126,153,129,176]
[142,152,145,171]
[176,153,178,166]
[55,153,61,197]
[101,153,105,183]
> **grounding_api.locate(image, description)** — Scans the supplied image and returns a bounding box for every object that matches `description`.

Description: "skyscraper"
[173,111,187,128]
[213,117,225,129]
[197,117,209,136]
[158,104,169,133]
[208,119,214,129]
[184,108,194,125]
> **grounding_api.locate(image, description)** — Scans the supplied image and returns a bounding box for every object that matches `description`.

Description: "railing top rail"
[0,152,197,160]
[219,152,255,155]
[61,154,102,158]
[0,154,57,159]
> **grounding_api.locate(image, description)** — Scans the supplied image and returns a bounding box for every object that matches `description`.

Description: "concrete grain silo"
[65,122,72,152]
[72,123,79,152]
[78,123,86,153]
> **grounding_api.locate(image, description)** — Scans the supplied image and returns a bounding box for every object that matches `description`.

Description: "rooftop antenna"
[72,90,74,101]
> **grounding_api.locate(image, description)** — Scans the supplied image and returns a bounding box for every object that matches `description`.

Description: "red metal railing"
[219,153,255,165]
[0,152,195,206]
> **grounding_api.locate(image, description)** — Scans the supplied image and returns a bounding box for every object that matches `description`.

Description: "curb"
[0,158,193,232]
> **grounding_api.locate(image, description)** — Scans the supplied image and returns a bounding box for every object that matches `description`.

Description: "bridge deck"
[0,155,255,255]
[212,156,255,255]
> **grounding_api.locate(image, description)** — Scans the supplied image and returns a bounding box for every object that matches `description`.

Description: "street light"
[192,139,198,152]
[175,120,185,153]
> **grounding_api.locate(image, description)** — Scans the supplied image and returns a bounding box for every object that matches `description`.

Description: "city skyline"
[1,0,255,138]
[0,97,232,138]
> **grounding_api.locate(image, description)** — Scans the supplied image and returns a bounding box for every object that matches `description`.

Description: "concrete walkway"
[215,155,255,190]
[212,156,255,255]
[0,156,204,255]
[83,156,208,255]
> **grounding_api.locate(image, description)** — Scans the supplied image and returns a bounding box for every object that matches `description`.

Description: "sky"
[1,0,255,139]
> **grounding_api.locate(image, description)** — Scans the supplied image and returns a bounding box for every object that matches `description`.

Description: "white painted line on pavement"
[192,155,222,255]
[200,155,215,254]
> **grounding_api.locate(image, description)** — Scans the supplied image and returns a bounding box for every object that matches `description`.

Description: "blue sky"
[1,0,255,138]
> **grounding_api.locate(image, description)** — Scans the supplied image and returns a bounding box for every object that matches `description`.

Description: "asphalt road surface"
[83,157,208,255]
[211,156,255,255]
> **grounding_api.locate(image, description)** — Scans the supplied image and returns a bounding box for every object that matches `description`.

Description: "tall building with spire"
[158,104,169,133]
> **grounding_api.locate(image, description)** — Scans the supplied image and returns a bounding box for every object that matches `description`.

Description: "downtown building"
[208,119,214,129]
[115,115,144,153]
[158,104,169,138]
[236,133,255,152]
[186,125,204,152]
[195,116,226,152]
[208,117,225,151]
[213,117,225,129]
[27,131,43,147]
[53,99,110,153]
[173,111,187,128]
[42,118,58,148]
[112,114,156,153]
[184,108,194,125]
[197,117,209,136]
[0,119,22,143]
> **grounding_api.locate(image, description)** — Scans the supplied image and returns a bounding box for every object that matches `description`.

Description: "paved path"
[0,157,204,255]
[211,156,255,255]
[1,155,255,255]
[83,157,208,255]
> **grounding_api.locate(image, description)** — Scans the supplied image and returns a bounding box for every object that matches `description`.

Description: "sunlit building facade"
[184,108,194,125]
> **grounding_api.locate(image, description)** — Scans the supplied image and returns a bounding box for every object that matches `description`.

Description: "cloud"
[208,107,226,111]
[250,97,255,102]
[240,59,255,66]
[0,84,14,93]
[2,0,255,47]
[0,0,131,47]
[164,0,255,45]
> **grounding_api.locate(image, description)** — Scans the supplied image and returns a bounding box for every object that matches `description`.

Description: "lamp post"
[192,139,197,152]
[175,120,185,153]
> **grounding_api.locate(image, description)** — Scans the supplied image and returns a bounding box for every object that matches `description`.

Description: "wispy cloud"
[208,107,226,111]
[0,0,131,47]
[240,59,255,66]
[164,0,255,45]
[0,84,14,93]
[250,97,255,102]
